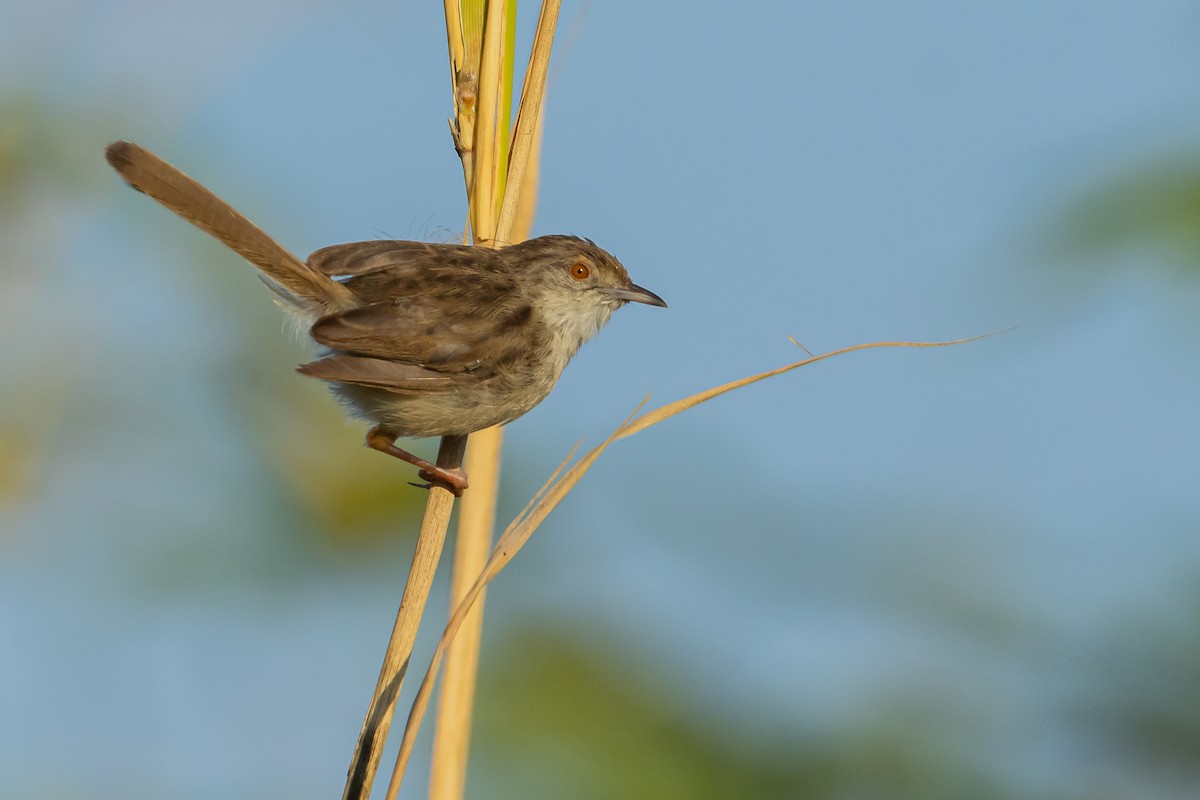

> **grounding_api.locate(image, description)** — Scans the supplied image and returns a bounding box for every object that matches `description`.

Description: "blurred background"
[3,2,1200,798]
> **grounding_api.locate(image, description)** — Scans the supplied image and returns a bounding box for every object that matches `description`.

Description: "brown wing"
[308,241,505,304]
[302,240,534,380]
[309,299,532,373]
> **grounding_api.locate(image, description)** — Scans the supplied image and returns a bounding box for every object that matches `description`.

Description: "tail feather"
[105,141,355,309]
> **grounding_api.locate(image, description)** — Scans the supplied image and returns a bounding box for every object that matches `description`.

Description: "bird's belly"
[328,373,553,438]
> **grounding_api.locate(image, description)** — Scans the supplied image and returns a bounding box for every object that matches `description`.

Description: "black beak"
[602,283,668,308]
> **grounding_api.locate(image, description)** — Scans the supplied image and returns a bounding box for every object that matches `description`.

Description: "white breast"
[537,295,617,379]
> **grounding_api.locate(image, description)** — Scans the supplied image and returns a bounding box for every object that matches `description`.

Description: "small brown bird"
[104,141,665,494]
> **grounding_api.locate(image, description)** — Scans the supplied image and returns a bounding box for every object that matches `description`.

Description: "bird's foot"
[410,467,469,496]
[366,425,469,496]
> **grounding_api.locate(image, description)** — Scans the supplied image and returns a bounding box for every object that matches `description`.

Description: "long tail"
[105,141,355,308]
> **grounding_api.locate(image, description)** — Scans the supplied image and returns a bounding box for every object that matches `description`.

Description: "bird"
[104,141,666,494]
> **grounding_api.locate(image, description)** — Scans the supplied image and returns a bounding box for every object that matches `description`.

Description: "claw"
[417,468,468,496]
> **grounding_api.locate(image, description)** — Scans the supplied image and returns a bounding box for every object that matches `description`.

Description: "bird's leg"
[365,425,469,496]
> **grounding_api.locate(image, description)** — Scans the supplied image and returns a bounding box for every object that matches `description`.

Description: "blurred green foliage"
[1080,588,1200,785]
[1058,151,1200,277]
[476,629,1069,800]
[0,94,115,206]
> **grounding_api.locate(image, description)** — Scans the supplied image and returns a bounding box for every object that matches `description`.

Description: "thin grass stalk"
[427,425,503,800]
[496,0,559,242]
[341,435,469,800]
[444,1,470,190]
[491,2,517,223]
[469,0,507,243]
[442,0,464,85]
[447,0,481,192]
[510,98,544,239]
[616,336,996,439]
[385,411,632,800]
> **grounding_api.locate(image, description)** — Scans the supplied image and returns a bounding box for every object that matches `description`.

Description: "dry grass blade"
[509,98,544,240]
[446,0,482,192]
[618,335,996,440]
[427,426,503,800]
[495,0,560,243]
[442,0,464,83]
[339,436,468,800]
[469,0,507,243]
[383,405,641,799]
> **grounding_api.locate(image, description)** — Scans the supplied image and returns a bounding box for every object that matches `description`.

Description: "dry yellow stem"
[496,0,559,243]
[341,436,468,800]
[618,336,993,440]
[427,426,503,800]
[442,0,465,85]
[469,0,507,243]
[509,100,544,240]
[385,413,626,799]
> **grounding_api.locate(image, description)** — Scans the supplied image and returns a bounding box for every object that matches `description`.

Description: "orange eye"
[570,263,590,280]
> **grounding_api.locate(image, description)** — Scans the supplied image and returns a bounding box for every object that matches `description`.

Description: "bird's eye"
[570,263,590,281]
